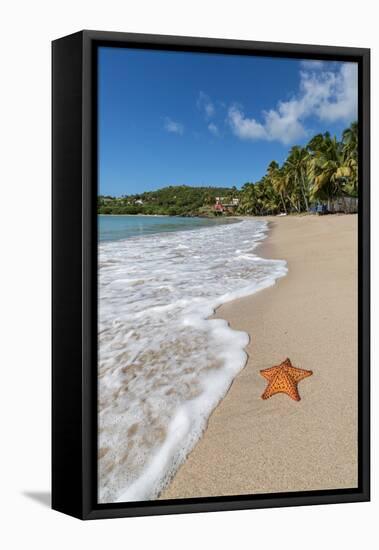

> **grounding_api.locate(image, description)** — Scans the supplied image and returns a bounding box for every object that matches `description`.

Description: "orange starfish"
[260,358,312,401]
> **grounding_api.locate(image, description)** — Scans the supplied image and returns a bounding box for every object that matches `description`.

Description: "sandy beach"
[161,214,358,499]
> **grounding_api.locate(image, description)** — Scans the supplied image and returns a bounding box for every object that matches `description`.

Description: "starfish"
[260,358,312,401]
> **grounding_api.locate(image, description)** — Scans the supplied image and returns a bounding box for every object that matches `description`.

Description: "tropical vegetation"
[98,185,238,217]
[98,122,358,217]
[238,121,358,216]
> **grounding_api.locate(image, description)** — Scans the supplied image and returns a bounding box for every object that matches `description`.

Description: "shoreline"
[98,215,278,502]
[98,213,241,219]
[160,214,358,499]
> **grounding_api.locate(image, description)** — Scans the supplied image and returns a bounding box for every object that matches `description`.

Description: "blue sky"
[98,47,357,196]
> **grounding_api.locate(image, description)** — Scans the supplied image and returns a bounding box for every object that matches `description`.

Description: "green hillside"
[98,122,358,218]
[98,185,238,217]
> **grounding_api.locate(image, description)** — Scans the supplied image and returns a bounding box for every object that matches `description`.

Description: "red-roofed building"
[214,197,239,214]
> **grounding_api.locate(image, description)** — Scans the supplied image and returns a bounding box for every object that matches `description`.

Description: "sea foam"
[98,219,287,503]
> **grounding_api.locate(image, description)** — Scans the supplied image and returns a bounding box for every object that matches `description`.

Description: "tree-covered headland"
[98,185,238,217]
[98,122,358,217]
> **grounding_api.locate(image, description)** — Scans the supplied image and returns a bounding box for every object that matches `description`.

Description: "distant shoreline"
[99,213,170,217]
[99,213,223,218]
[98,212,357,219]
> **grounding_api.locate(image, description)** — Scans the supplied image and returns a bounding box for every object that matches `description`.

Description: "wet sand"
[161,214,358,499]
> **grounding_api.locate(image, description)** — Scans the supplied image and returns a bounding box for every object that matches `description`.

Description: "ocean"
[98,215,287,503]
[98,214,234,242]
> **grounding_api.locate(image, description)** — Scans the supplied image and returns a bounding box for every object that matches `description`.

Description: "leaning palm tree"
[307,132,352,207]
[272,167,289,214]
[239,182,259,215]
[342,121,358,195]
[342,121,358,160]
[264,161,289,214]
[285,146,310,211]
[237,123,358,217]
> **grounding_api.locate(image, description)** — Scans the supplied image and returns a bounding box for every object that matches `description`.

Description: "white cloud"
[164,117,184,135]
[197,91,215,118]
[314,63,358,122]
[228,105,268,140]
[228,62,357,145]
[228,102,306,145]
[208,122,219,136]
[300,60,324,70]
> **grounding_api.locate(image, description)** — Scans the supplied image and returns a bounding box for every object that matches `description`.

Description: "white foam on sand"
[98,219,287,503]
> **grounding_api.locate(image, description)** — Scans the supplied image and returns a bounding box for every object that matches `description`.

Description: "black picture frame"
[52,30,370,520]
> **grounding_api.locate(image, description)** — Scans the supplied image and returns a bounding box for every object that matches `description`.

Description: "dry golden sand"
[161,214,358,499]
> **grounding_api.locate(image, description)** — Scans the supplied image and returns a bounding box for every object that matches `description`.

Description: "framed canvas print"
[52,30,370,520]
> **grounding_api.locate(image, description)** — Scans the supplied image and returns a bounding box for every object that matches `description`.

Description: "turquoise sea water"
[98,215,288,502]
[98,214,232,242]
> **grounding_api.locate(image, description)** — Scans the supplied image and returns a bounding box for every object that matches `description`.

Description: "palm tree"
[342,121,358,195]
[274,170,289,214]
[266,161,288,214]
[239,182,258,215]
[260,176,281,215]
[238,123,358,217]
[342,121,358,160]
[285,146,310,211]
[307,132,351,207]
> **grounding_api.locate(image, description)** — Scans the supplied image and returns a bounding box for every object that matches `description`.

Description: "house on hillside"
[214,197,239,214]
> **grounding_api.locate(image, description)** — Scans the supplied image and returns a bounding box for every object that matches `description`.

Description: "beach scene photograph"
[97,46,358,504]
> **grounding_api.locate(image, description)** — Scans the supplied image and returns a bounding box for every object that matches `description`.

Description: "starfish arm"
[261,371,281,399]
[260,365,281,381]
[277,371,301,401]
[260,368,279,381]
[287,367,313,382]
